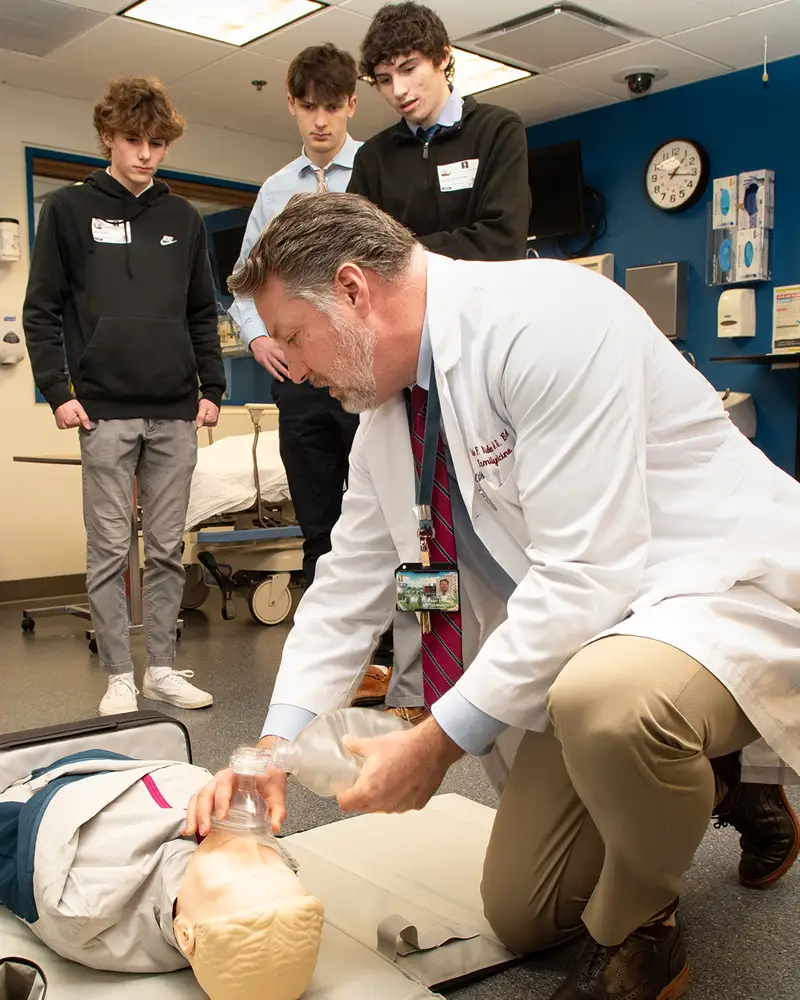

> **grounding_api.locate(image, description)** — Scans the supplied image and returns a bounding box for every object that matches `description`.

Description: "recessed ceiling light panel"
[123,0,325,47]
[451,47,532,96]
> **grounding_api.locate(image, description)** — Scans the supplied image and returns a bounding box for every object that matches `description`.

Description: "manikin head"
[173,829,324,1000]
[359,2,454,130]
[93,76,185,196]
[227,192,427,415]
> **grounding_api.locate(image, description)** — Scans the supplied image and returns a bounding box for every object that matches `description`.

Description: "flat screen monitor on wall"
[527,140,585,240]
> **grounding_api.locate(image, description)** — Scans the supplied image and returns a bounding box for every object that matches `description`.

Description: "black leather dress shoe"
[550,902,689,1000]
[712,751,800,888]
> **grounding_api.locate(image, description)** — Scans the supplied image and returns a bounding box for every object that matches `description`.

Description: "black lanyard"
[404,377,442,563]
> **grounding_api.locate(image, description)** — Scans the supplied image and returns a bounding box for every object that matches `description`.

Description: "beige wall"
[0,84,295,584]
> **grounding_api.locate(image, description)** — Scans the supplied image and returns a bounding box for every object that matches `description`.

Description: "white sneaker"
[142,670,213,710]
[99,676,139,716]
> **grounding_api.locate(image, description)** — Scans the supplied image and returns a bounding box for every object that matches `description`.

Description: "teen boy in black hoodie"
[23,76,225,717]
[347,2,532,721]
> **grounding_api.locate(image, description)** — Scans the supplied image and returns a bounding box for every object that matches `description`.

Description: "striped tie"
[410,385,464,708]
[313,166,328,193]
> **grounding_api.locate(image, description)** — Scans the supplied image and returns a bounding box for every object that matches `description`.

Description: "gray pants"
[79,419,197,675]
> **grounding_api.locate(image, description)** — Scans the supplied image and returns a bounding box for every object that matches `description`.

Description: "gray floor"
[2,592,799,999]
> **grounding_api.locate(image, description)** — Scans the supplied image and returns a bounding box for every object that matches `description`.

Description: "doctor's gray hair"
[227,192,417,312]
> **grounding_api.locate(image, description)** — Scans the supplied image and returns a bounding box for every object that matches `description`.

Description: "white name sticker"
[437,158,479,193]
[92,218,131,245]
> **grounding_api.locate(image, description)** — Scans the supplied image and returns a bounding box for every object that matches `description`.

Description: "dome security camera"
[612,66,668,98]
[626,71,654,95]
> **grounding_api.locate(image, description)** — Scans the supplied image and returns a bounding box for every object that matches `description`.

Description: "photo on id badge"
[396,564,459,613]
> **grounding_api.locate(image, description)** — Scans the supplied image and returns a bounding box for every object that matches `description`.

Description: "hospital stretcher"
[0,711,520,999]
[181,404,305,626]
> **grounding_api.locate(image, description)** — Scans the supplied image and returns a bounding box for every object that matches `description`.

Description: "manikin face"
[288,88,357,163]
[174,830,323,1000]
[103,132,167,196]
[372,50,452,129]
[256,278,382,414]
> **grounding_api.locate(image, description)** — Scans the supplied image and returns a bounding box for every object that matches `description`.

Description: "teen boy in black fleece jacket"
[346,2,532,717]
[347,2,531,262]
[23,76,224,717]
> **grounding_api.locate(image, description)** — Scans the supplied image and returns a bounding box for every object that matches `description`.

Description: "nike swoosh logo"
[160,236,177,246]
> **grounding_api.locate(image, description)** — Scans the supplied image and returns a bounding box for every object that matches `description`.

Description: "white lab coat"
[0,756,212,974]
[271,254,800,786]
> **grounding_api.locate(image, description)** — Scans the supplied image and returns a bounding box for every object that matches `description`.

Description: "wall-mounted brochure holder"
[707,169,774,287]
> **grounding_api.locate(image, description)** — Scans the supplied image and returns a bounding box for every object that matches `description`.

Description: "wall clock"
[644,138,709,212]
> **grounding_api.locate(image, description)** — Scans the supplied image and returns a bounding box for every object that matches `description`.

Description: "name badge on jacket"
[92,218,131,244]
[437,159,479,193]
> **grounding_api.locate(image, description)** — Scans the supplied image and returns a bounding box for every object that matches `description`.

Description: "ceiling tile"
[170,50,290,117]
[667,1,800,69]
[551,38,733,99]
[0,0,107,57]
[474,8,631,70]
[339,0,552,43]
[47,15,233,83]
[0,48,110,103]
[490,74,618,125]
[50,0,127,11]
[248,5,370,59]
[576,0,792,37]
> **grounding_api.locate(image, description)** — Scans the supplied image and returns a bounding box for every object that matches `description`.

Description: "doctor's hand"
[250,335,291,381]
[336,717,464,816]
[196,399,220,428]
[182,736,288,838]
[54,399,92,431]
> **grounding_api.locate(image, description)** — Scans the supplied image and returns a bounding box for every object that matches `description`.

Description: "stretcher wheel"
[21,617,35,633]
[248,580,292,626]
[88,638,98,654]
[181,564,209,610]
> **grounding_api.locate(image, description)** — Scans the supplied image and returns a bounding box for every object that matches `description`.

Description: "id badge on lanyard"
[395,376,459,633]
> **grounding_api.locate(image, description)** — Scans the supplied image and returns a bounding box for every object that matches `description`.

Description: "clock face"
[644,138,709,212]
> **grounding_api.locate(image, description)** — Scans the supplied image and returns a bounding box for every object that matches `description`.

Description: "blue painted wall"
[525,55,800,475]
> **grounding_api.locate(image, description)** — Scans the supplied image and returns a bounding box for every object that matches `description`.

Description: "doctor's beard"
[309,314,378,413]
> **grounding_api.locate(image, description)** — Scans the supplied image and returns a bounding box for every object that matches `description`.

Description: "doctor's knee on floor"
[480,859,584,956]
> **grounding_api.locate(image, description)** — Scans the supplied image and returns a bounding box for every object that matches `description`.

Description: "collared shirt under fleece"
[347,91,530,260]
[228,134,362,345]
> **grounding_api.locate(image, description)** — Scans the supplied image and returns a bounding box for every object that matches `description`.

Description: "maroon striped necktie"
[410,385,464,708]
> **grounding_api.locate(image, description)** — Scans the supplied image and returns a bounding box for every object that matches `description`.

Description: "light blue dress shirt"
[405,88,464,135]
[264,316,515,756]
[228,134,362,345]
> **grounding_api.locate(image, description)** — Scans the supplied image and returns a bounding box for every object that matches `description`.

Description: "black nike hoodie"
[23,169,225,420]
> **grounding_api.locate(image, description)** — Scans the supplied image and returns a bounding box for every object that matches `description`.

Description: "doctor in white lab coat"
[193,191,800,1000]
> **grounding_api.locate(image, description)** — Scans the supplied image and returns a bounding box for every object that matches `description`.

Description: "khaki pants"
[482,636,758,950]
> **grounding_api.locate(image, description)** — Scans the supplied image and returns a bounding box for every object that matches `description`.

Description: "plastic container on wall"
[0,219,21,262]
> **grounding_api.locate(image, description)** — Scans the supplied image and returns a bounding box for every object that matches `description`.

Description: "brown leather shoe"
[550,901,689,1000]
[384,705,429,726]
[712,751,800,888]
[351,665,391,706]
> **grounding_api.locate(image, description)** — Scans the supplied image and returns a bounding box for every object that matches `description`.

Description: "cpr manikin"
[0,750,323,1000]
[174,748,324,1000]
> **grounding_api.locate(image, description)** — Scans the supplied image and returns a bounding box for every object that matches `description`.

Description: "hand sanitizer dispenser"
[718,288,756,338]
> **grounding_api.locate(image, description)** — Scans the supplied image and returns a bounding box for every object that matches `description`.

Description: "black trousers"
[273,379,359,587]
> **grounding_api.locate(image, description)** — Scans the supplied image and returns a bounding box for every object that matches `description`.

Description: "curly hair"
[93,76,185,158]
[287,43,358,104]
[359,2,454,84]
